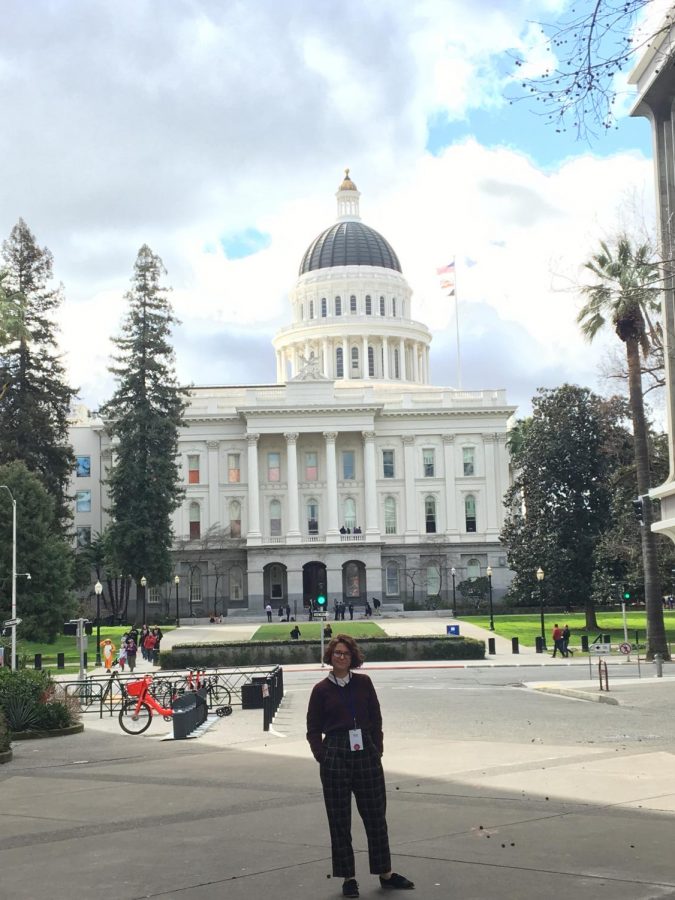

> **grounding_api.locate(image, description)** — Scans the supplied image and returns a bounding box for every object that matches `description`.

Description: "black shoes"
[380,872,415,890]
[342,878,359,898]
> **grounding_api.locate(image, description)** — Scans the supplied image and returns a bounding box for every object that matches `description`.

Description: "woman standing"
[306,634,414,898]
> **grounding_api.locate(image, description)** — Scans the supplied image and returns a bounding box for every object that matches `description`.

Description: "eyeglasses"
[332,651,351,658]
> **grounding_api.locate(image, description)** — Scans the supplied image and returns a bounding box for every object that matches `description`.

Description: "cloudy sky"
[0,0,663,418]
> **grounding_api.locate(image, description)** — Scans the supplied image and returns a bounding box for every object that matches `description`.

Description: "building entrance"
[303,561,327,609]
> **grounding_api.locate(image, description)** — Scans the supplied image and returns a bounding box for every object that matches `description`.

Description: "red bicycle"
[119,675,174,735]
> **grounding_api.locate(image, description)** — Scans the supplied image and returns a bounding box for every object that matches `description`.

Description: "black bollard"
[488,637,496,655]
[511,636,519,654]
[602,634,611,644]
[535,636,543,653]
[581,635,589,652]
[83,651,88,669]
[57,652,65,669]
[34,653,42,670]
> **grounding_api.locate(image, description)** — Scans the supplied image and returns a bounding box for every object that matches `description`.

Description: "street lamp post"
[0,485,17,670]
[94,581,103,666]
[486,566,494,631]
[140,576,147,625]
[174,575,180,627]
[451,567,457,617]
[536,567,546,650]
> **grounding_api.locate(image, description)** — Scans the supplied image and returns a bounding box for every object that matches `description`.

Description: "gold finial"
[339,168,357,191]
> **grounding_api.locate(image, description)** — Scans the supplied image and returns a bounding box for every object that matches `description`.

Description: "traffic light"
[622,588,632,602]
[316,584,326,607]
[632,497,644,525]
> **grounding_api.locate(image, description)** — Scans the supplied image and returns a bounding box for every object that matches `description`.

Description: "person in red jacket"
[306,634,414,898]
[143,630,157,665]
[551,623,567,658]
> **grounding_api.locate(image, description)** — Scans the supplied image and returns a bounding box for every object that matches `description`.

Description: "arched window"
[394,349,400,379]
[426,565,441,597]
[384,496,397,535]
[307,499,319,534]
[467,558,481,579]
[321,297,327,317]
[270,563,284,599]
[229,499,241,538]
[368,345,375,376]
[386,561,399,595]
[425,496,437,533]
[392,297,397,316]
[345,561,360,597]
[309,300,314,319]
[335,296,342,316]
[350,294,357,313]
[365,295,372,315]
[189,502,200,540]
[270,499,281,536]
[336,347,344,378]
[380,296,385,316]
[229,565,243,600]
[401,299,406,317]
[351,346,359,371]
[344,498,356,531]
[465,495,476,533]
[189,565,202,604]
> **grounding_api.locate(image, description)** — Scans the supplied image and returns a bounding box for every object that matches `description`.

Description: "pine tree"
[0,220,76,523]
[101,245,187,591]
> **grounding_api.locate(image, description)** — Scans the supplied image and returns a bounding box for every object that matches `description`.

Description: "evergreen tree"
[501,385,632,628]
[0,461,75,642]
[101,245,187,591]
[0,220,76,523]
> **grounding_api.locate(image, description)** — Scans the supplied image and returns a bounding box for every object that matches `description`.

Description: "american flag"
[436,262,455,276]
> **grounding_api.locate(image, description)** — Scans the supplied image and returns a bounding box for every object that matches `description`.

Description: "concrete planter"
[0,748,12,764]
[161,636,485,669]
[10,722,84,741]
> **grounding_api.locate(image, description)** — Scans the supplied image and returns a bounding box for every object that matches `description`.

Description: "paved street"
[3,620,675,899]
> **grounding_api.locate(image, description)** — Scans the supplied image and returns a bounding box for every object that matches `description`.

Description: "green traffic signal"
[622,589,631,601]
[317,589,326,607]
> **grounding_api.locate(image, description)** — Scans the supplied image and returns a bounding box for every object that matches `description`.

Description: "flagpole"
[453,257,462,389]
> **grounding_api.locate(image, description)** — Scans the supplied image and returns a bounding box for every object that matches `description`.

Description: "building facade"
[71,173,515,617]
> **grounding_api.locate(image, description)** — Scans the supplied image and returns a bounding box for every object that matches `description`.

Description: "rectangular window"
[321,298,327,317]
[365,295,372,315]
[350,295,357,313]
[335,296,342,316]
[380,296,385,316]
[463,447,475,476]
[268,452,281,482]
[270,514,281,536]
[305,451,318,481]
[76,526,91,549]
[383,450,395,479]
[190,520,201,540]
[188,454,200,484]
[76,490,91,513]
[423,448,435,477]
[342,450,355,480]
[148,586,161,605]
[386,565,399,596]
[228,453,240,483]
[75,456,91,478]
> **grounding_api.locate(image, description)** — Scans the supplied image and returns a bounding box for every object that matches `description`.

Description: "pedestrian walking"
[152,627,163,664]
[143,630,157,665]
[551,624,567,658]
[372,597,381,615]
[118,635,128,671]
[285,604,291,622]
[348,603,354,620]
[126,637,137,673]
[99,638,115,670]
[364,600,372,618]
[265,603,273,622]
[278,605,284,619]
[290,625,302,640]
[139,625,150,660]
[306,634,415,897]
[562,624,574,656]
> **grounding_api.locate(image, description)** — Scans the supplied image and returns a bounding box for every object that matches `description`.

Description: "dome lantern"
[336,168,361,222]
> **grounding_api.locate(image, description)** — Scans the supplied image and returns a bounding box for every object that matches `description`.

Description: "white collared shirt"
[328,672,352,687]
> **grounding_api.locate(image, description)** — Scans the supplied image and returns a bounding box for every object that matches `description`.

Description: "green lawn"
[461,611,675,649]
[3,626,175,672]
[251,622,386,641]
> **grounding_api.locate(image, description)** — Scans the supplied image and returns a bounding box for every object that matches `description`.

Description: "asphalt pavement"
[3,617,675,900]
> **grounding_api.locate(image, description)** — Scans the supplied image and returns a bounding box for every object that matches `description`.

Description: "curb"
[10,722,85,741]
[0,748,12,764]
[530,685,619,705]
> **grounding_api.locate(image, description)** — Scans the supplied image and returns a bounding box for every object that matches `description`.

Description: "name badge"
[349,728,363,751]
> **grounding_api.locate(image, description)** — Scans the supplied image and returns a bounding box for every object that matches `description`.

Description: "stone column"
[362,431,380,539]
[322,338,330,378]
[292,347,299,378]
[399,338,406,380]
[402,434,417,537]
[412,343,419,383]
[442,435,458,533]
[495,433,509,529]
[207,440,220,529]
[362,336,369,379]
[484,435,498,534]
[285,432,301,543]
[246,433,261,543]
[324,431,340,539]
[342,338,349,379]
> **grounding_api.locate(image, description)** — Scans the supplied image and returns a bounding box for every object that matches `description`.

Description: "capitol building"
[70,172,515,618]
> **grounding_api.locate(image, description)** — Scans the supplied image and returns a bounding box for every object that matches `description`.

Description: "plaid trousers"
[320,732,391,877]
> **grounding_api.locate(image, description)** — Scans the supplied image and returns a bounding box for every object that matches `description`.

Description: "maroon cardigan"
[306,672,384,761]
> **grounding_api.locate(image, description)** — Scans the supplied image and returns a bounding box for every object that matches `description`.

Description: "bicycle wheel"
[210,676,232,706]
[118,700,153,735]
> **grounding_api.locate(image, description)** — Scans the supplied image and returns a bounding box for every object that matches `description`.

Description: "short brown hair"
[323,633,364,668]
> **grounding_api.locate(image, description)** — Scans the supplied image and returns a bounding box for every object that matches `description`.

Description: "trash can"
[242,682,264,709]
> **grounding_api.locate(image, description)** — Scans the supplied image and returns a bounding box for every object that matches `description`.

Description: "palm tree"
[578,235,668,659]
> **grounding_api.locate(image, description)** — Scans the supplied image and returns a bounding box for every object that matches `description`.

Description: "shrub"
[0,708,10,753]
[33,701,76,730]
[0,669,79,732]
